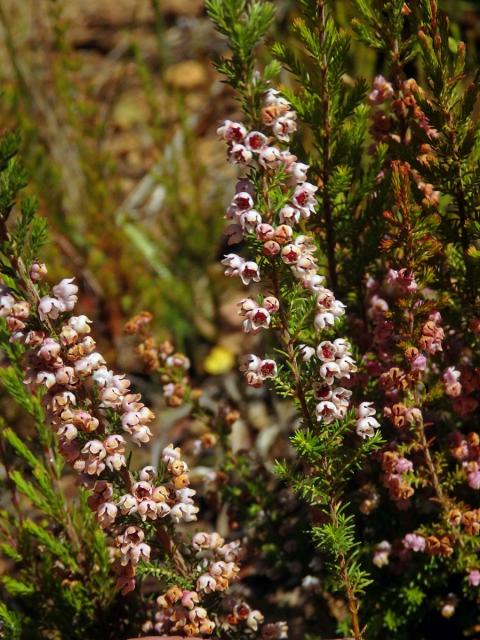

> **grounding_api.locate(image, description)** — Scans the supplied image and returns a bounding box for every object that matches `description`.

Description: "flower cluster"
[450,431,480,490]
[380,450,414,503]
[218,91,378,441]
[143,530,283,638]
[125,312,194,408]
[238,295,279,334]
[0,263,261,625]
[369,75,438,148]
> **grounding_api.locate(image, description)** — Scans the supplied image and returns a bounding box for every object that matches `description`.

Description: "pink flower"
[256,223,274,242]
[395,457,413,474]
[411,353,427,371]
[29,261,48,281]
[403,533,426,552]
[181,590,200,609]
[37,338,62,362]
[368,75,394,104]
[443,367,462,397]
[468,569,480,587]
[467,469,480,490]
[386,268,417,295]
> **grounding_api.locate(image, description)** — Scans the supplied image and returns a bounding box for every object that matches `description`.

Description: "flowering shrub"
[1,1,480,640]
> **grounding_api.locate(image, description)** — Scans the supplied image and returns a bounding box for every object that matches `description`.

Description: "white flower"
[197,574,217,593]
[55,366,77,385]
[176,487,196,504]
[156,502,171,518]
[52,278,78,311]
[105,453,126,471]
[264,89,290,107]
[292,182,318,217]
[57,423,78,441]
[303,274,325,292]
[258,359,277,379]
[239,209,262,233]
[316,401,340,424]
[356,412,380,439]
[289,162,309,183]
[229,143,252,165]
[246,610,265,632]
[225,224,243,245]
[128,542,151,565]
[0,294,15,317]
[68,315,92,334]
[239,354,261,373]
[356,401,376,418]
[162,443,181,464]
[139,466,157,482]
[319,361,342,384]
[192,532,211,550]
[272,113,297,142]
[239,261,260,285]
[74,352,106,376]
[38,296,65,321]
[217,120,247,143]
[243,307,271,333]
[35,371,56,389]
[130,425,153,445]
[97,502,118,528]
[258,146,280,169]
[221,253,244,277]
[245,131,268,152]
[281,244,302,265]
[316,341,337,361]
[299,344,316,362]
[279,205,301,226]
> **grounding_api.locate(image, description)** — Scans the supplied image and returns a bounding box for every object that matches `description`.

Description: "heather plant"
[0,126,283,640]
[209,0,480,638]
[1,1,480,640]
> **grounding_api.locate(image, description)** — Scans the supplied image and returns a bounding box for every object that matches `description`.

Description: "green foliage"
[207,0,277,122]
[0,601,23,640]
